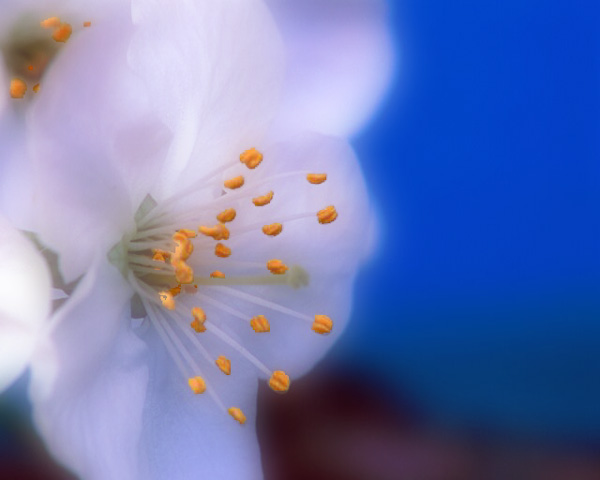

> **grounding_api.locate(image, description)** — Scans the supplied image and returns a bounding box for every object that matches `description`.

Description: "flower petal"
[29,258,149,480]
[268,0,395,137]
[0,214,51,392]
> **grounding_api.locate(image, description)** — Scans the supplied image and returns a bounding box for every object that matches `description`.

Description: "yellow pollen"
[216,356,231,375]
[199,223,230,241]
[239,148,263,169]
[9,79,27,99]
[224,175,244,189]
[169,285,182,297]
[152,250,168,262]
[216,208,236,223]
[210,270,226,278]
[317,206,338,224]
[83,21,92,27]
[172,236,194,262]
[312,315,333,334]
[250,315,270,333]
[215,243,231,258]
[267,259,288,275]
[175,262,194,284]
[262,223,283,237]
[158,291,176,310]
[228,407,246,425]
[40,17,61,28]
[269,371,290,393]
[253,191,274,207]
[52,23,72,43]
[307,173,327,184]
[188,376,206,394]
[191,306,207,333]
[178,228,197,239]
[32,84,40,93]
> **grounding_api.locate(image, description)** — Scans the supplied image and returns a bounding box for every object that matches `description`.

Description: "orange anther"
[172,235,194,262]
[178,228,197,239]
[191,306,206,332]
[215,243,231,258]
[52,23,72,43]
[83,21,92,27]
[216,356,231,375]
[40,17,61,28]
[317,206,338,224]
[262,223,283,237]
[210,271,226,278]
[175,262,194,284]
[250,315,270,333]
[252,191,274,207]
[312,315,333,334]
[224,175,244,189]
[216,208,236,223]
[169,285,182,297]
[32,84,40,93]
[9,79,26,99]
[228,407,246,425]
[307,173,327,184]
[267,259,288,275]
[240,148,263,169]
[188,376,206,394]
[158,291,175,310]
[152,250,168,262]
[269,371,290,393]
[199,224,229,241]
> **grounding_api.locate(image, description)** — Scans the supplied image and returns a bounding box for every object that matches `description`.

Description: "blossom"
[1,0,392,479]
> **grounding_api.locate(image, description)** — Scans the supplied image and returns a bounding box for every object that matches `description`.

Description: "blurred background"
[2,0,599,478]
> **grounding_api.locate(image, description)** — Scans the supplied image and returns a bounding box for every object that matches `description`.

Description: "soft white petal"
[268,0,395,137]
[0,214,51,392]
[29,258,149,480]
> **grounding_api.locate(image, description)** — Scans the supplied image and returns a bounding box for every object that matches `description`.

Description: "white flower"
[0,0,393,479]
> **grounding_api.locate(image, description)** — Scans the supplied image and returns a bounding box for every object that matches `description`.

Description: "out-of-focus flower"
[0,0,392,479]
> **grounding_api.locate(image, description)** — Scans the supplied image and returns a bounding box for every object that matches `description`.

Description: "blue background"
[341,0,600,439]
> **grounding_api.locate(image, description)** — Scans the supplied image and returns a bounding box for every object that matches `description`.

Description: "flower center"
[110,148,337,424]
[3,15,90,99]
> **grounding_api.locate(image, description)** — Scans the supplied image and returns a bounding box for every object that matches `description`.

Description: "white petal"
[268,0,395,137]
[29,258,148,480]
[137,324,263,480]
[128,0,285,196]
[0,214,51,392]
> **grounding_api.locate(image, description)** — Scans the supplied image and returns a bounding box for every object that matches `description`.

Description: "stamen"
[317,206,338,224]
[9,79,26,99]
[312,315,333,334]
[33,84,40,93]
[199,223,230,240]
[240,148,263,169]
[252,191,274,207]
[210,271,226,278]
[216,208,236,223]
[224,176,244,190]
[268,371,290,393]
[52,23,72,43]
[158,291,176,310]
[152,250,169,262]
[169,285,182,297]
[262,223,283,237]
[178,228,197,239]
[228,407,246,425]
[215,243,231,258]
[267,259,288,275]
[307,173,327,185]
[40,17,61,28]
[188,376,206,394]
[250,315,270,333]
[191,306,207,333]
[215,356,231,375]
[174,261,194,284]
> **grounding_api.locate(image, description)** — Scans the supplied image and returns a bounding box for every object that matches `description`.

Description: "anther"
[253,191,274,207]
[191,307,207,333]
[269,371,290,393]
[178,228,197,239]
[9,79,26,99]
[216,356,231,375]
[188,376,206,394]
[262,223,283,237]
[172,236,194,262]
[312,315,333,334]
[210,271,226,278]
[228,407,246,425]
[153,250,169,262]
[32,84,40,93]
[250,315,270,333]
[267,259,288,275]
[307,173,327,185]
[240,148,263,169]
[317,206,338,224]
[215,243,231,258]
[83,21,92,27]
[158,291,176,310]
[175,262,194,284]
[217,208,236,223]
[52,23,72,43]
[40,17,61,28]
[224,176,244,189]
[199,224,230,241]
[169,285,182,297]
